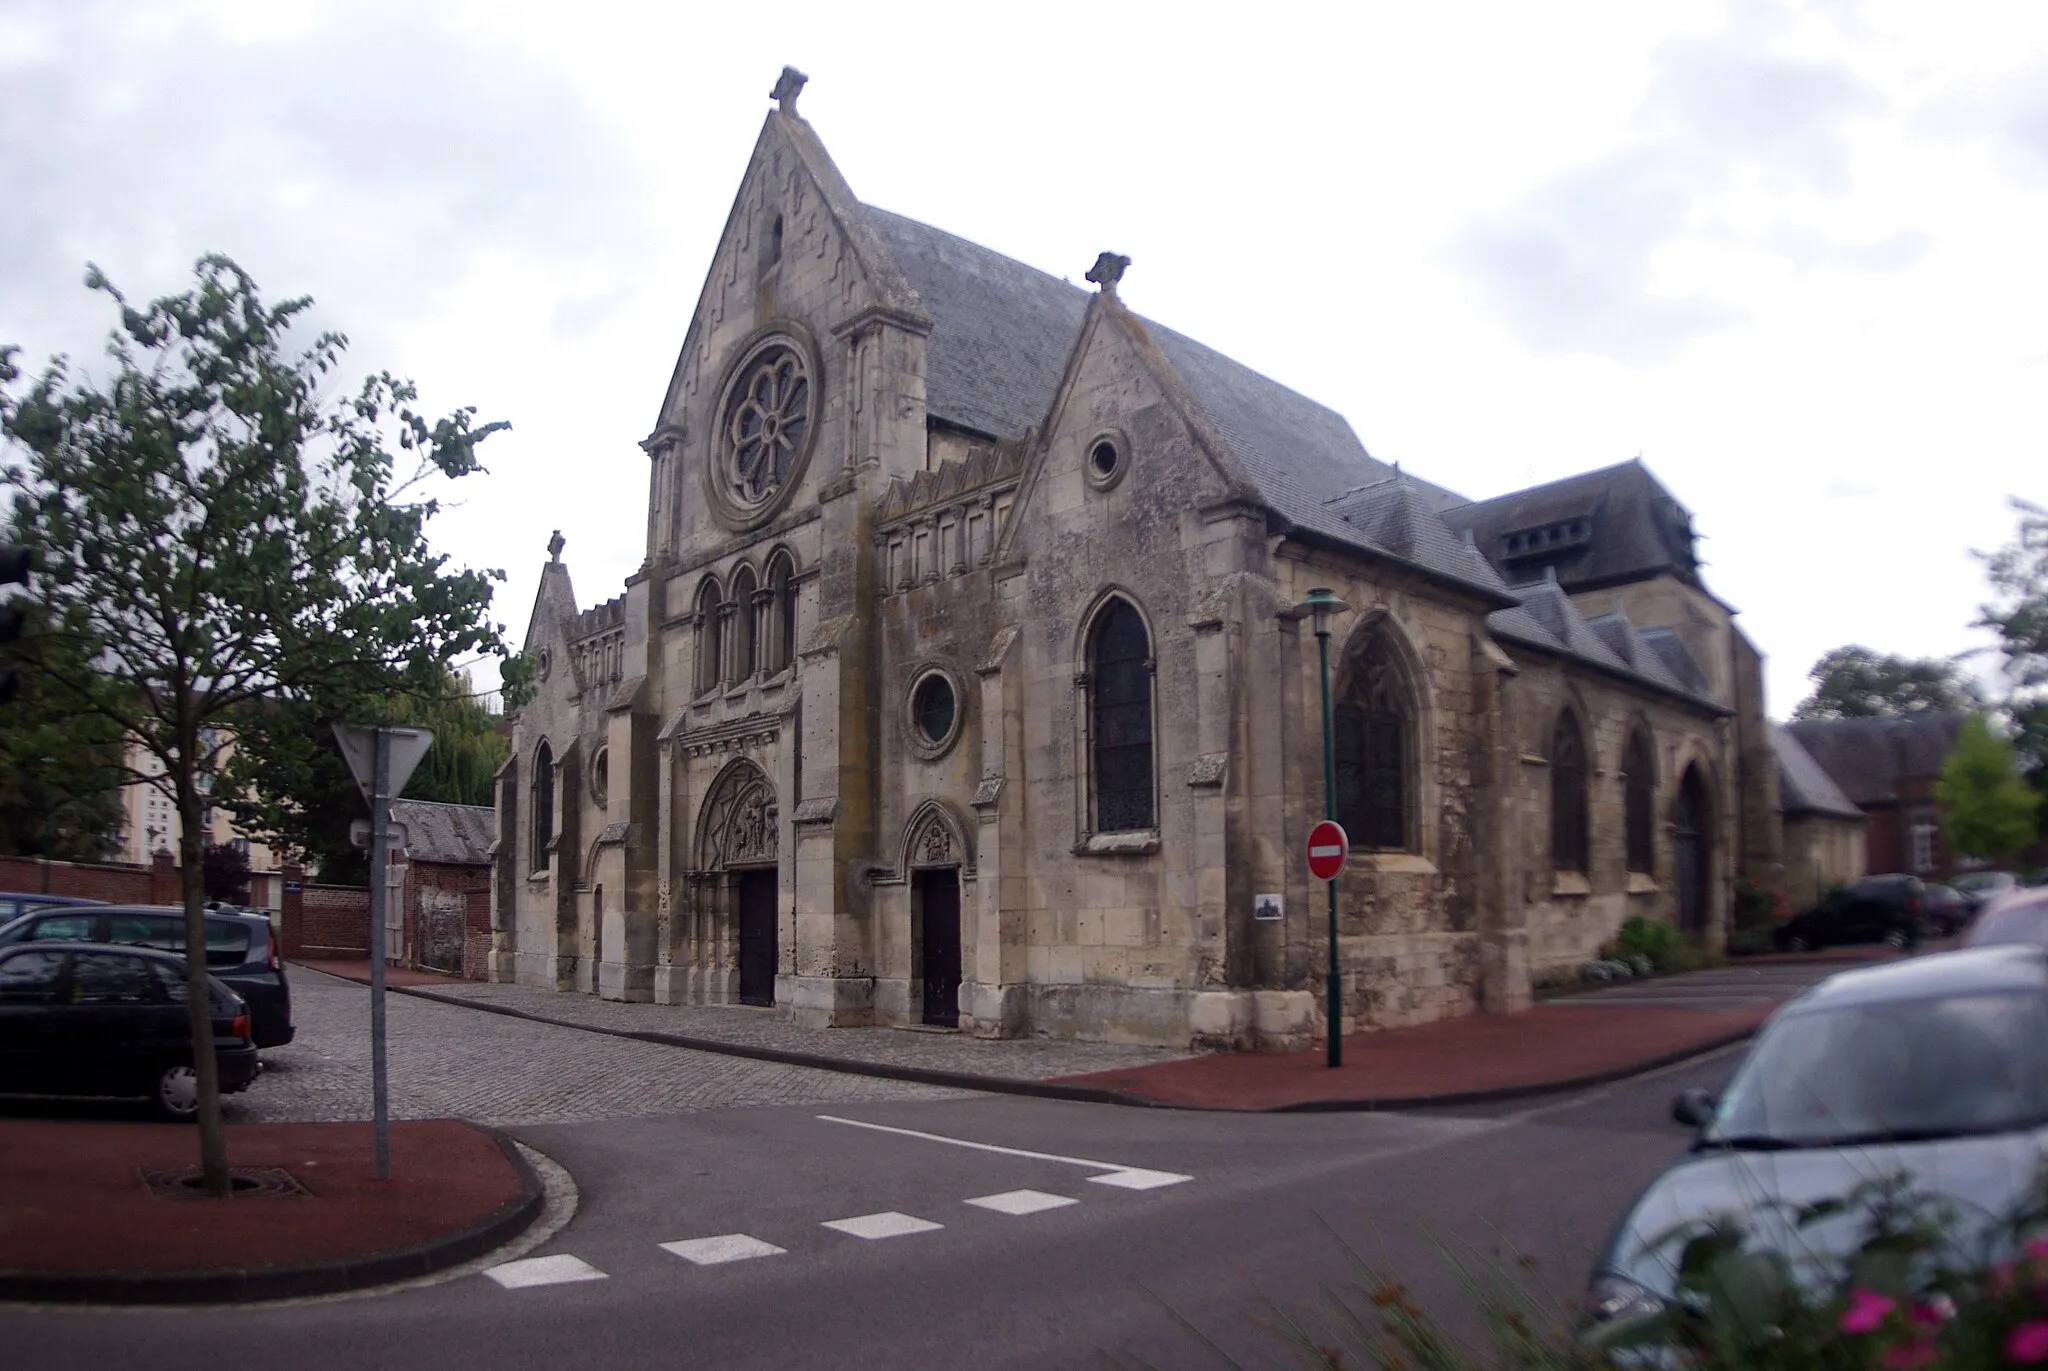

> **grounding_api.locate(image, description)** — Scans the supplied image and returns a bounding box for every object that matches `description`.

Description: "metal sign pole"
[368,725,391,1180]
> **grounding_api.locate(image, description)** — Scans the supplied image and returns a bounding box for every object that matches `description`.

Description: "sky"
[3,0,2045,717]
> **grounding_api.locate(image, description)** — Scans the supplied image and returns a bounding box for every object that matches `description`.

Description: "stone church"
[492,69,1781,1049]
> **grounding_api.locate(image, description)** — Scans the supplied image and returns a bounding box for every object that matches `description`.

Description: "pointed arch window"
[1551,714,1589,873]
[693,577,722,695]
[764,552,797,674]
[728,565,758,683]
[1624,729,1655,874]
[529,741,555,875]
[1334,640,1413,851]
[1089,599,1154,833]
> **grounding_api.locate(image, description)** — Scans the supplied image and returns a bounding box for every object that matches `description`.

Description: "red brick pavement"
[294,957,472,989]
[0,1119,525,1275]
[1056,1001,1777,1109]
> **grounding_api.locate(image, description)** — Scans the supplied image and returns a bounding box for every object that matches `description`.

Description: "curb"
[302,965,1767,1116]
[0,1128,545,1306]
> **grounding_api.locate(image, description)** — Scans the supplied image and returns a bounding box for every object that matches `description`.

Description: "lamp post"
[1295,587,1351,1067]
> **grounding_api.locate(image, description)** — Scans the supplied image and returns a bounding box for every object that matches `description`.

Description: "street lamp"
[1294,587,1351,1067]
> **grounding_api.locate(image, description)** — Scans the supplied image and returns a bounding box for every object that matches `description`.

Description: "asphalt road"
[1,1045,1744,1370]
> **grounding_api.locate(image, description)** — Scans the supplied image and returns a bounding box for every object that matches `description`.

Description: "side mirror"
[1671,1087,1716,1128]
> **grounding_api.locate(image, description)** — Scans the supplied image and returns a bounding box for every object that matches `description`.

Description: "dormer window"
[1500,518,1593,560]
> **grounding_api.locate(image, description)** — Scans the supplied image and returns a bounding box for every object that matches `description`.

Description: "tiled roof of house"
[1771,724,1866,818]
[1784,712,1970,806]
[1484,576,1720,709]
[390,799,495,867]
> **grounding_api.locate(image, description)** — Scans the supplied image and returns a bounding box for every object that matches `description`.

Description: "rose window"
[721,347,811,510]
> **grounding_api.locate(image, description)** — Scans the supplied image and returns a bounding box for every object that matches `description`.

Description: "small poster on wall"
[1253,893,1284,922]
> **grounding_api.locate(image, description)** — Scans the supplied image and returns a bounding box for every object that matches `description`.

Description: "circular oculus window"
[709,336,817,527]
[1084,432,1128,490]
[909,671,962,755]
[590,746,609,808]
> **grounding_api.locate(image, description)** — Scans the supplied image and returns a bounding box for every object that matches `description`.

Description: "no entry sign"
[1306,820,1349,881]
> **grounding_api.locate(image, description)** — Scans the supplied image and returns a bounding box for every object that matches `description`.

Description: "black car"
[0,892,105,925]
[0,942,258,1120]
[0,905,293,1048]
[1774,873,1925,951]
[1922,882,1966,937]
[1587,946,2048,1338]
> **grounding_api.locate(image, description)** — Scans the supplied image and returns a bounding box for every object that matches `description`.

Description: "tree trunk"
[177,777,230,1194]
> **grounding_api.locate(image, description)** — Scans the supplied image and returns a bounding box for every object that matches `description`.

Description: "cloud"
[0,0,645,367]
[1450,4,1903,364]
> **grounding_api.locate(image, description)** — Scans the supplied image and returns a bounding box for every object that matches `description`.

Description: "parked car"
[1586,945,2048,1334]
[1922,882,1966,937]
[1773,873,1925,951]
[1963,886,2048,951]
[1953,870,2020,914]
[0,892,105,925]
[0,942,258,1119]
[0,904,292,1048]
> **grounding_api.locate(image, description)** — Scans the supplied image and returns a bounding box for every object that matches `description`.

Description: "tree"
[1978,497,2048,795]
[221,666,509,883]
[1,256,508,1192]
[1790,645,1982,721]
[1937,713,2043,861]
[200,842,251,905]
[0,602,127,862]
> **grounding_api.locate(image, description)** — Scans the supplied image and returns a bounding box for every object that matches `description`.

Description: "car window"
[68,952,164,1006]
[105,915,182,952]
[0,950,68,1005]
[111,916,253,966]
[1711,990,2048,1144]
[25,914,97,942]
[149,961,237,1013]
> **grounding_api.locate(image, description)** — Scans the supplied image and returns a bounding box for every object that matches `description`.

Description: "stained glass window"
[1091,601,1154,833]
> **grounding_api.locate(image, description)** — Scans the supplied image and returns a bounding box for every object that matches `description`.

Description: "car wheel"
[1784,933,1811,952]
[1881,928,1910,950]
[155,1064,200,1122]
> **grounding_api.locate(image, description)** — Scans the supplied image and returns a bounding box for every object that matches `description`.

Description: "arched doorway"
[905,805,966,1028]
[1674,765,1710,936]
[695,759,779,1007]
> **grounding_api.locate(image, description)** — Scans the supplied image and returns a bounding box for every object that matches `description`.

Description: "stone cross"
[1085,252,1130,295]
[547,530,565,562]
[771,66,808,115]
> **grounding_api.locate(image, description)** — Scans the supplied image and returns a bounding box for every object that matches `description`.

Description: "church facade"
[491,71,1782,1049]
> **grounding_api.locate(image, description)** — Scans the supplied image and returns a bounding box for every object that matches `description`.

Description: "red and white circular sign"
[1306,820,1349,881]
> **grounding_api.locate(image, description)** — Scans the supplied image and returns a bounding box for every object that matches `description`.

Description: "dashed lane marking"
[485,1254,608,1289]
[965,1189,1077,1216]
[823,1211,945,1240]
[815,1114,1194,1190]
[660,1234,788,1265]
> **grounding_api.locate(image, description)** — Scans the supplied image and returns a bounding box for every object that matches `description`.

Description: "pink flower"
[1909,1295,1954,1326]
[2011,1321,2048,1365]
[1881,1338,1938,1371]
[1840,1288,1897,1334]
[2026,1237,2048,1262]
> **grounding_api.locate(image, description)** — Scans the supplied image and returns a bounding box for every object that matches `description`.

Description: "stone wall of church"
[1502,656,1731,976]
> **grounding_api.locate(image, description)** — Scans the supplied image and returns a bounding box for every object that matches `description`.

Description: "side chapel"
[493,69,1782,1049]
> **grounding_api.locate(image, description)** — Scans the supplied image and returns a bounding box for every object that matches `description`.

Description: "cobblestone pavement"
[414,977,1200,1081]
[227,971,968,1126]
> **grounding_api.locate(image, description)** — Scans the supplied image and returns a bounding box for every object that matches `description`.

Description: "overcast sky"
[4,0,2045,716]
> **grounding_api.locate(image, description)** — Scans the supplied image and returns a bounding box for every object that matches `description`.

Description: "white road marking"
[966,1189,1078,1215]
[1086,1168,1192,1191]
[823,1211,944,1240]
[484,1254,608,1289]
[660,1234,787,1265]
[815,1114,1193,1189]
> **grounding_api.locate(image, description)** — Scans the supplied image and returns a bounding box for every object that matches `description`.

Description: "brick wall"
[403,859,491,980]
[290,881,372,958]
[0,852,179,905]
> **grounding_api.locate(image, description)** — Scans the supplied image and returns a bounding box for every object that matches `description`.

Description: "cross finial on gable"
[1085,252,1130,295]
[771,66,808,115]
[547,530,565,562]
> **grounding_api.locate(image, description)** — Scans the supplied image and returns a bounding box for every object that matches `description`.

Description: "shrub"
[1604,916,1679,972]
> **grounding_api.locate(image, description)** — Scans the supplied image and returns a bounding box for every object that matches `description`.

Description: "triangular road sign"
[332,724,437,805]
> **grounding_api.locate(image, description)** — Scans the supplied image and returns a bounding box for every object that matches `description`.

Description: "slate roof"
[1440,459,1705,595]
[1771,725,1866,819]
[1784,712,1970,806]
[390,799,495,867]
[864,206,1489,596]
[1483,576,1719,710]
